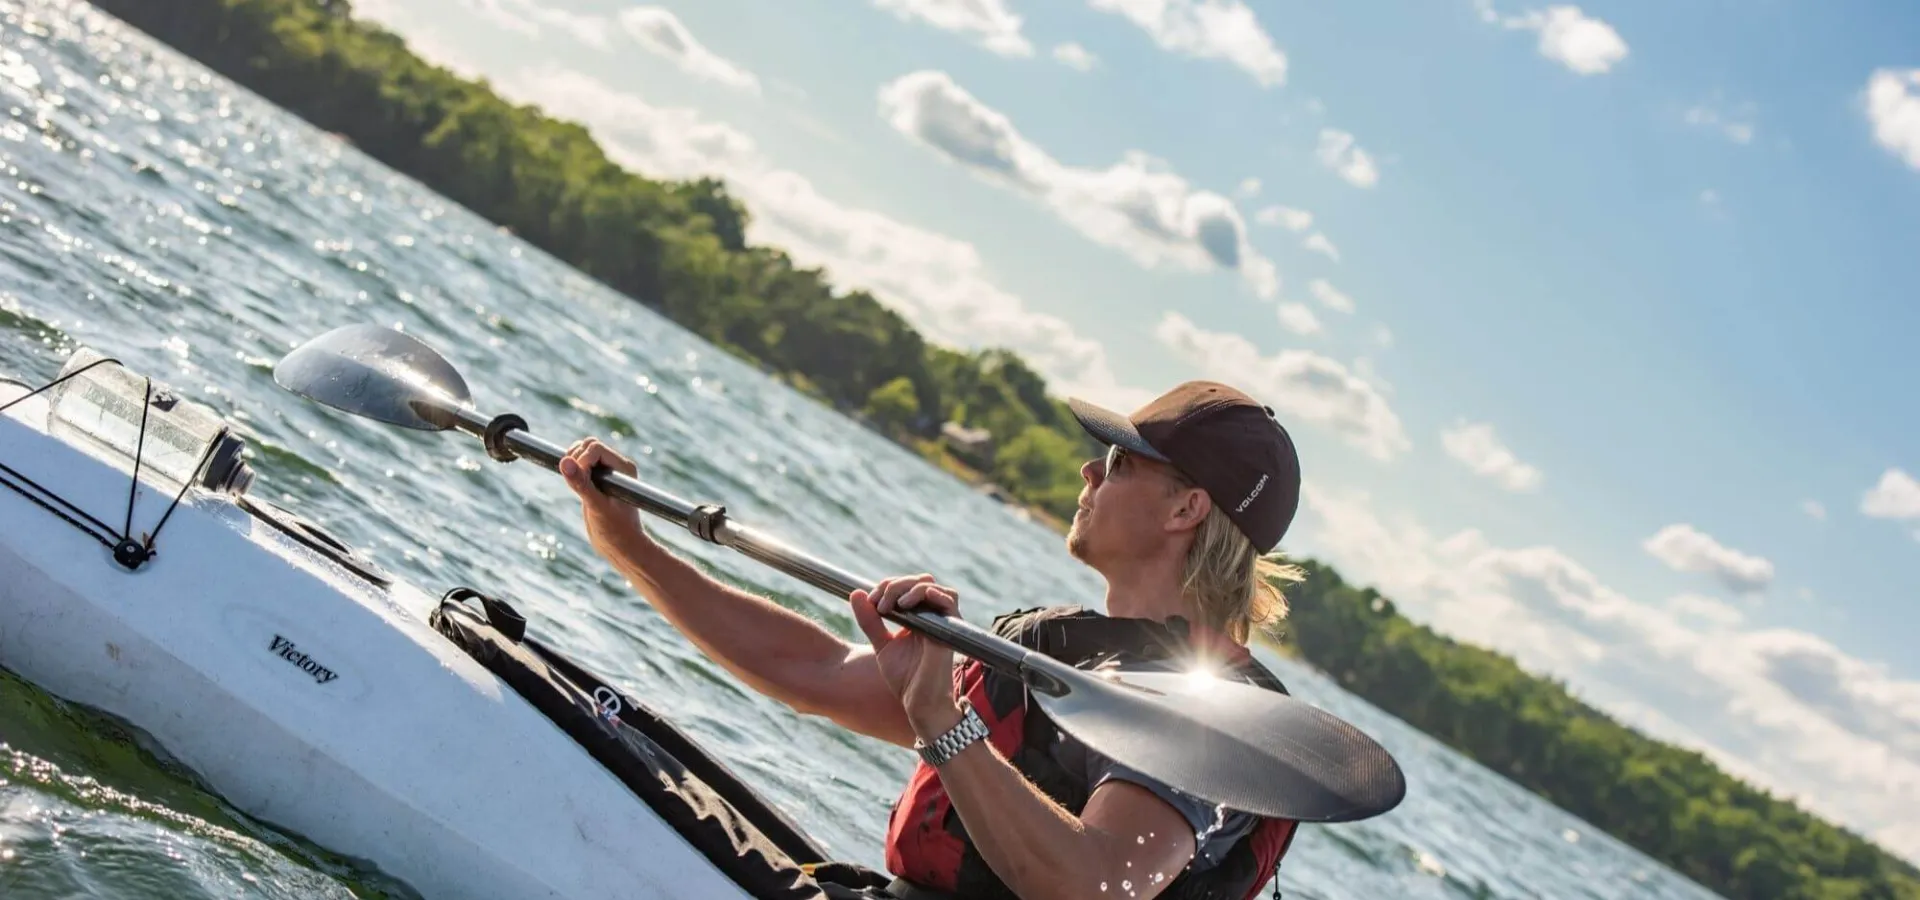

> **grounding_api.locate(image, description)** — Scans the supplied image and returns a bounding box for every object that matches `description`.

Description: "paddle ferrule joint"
[482,413,528,463]
[1017,657,1073,699]
[688,504,727,543]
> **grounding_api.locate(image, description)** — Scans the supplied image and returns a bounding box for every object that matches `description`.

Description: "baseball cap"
[1067,381,1302,553]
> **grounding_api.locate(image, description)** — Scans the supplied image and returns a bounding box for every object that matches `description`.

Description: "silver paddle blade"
[273,324,473,431]
[1034,667,1407,823]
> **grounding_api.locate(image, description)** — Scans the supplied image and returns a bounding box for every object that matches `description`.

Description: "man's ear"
[1166,486,1211,535]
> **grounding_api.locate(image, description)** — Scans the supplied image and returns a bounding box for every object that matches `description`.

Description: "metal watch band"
[915,700,989,768]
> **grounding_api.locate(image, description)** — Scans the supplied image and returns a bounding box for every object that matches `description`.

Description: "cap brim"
[1067,397,1170,462]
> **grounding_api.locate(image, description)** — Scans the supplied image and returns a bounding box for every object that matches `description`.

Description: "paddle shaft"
[447,406,1073,696]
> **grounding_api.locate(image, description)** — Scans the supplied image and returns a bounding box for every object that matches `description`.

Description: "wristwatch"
[915,699,989,768]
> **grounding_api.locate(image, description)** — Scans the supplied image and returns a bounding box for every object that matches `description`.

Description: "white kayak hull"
[0,383,759,900]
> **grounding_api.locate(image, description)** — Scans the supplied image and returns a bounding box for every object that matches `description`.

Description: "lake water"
[0,2,1728,898]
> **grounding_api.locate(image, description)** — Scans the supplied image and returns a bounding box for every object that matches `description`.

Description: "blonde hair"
[1180,502,1304,645]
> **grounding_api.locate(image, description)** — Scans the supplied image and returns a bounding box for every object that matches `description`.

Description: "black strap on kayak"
[441,586,528,643]
[0,359,222,571]
[0,458,122,553]
[125,418,229,568]
[0,359,128,556]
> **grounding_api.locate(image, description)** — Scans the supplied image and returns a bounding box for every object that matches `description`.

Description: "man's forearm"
[602,527,855,715]
[913,709,1167,900]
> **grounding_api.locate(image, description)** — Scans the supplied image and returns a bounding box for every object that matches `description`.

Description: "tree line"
[86,0,1920,897]
[1271,560,1920,900]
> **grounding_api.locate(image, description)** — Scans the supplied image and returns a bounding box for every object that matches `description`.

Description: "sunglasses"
[1103,445,1195,487]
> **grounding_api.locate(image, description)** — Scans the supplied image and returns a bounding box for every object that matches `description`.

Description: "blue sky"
[347,0,1920,861]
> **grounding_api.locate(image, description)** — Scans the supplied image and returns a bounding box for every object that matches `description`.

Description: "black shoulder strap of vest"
[989,605,1291,696]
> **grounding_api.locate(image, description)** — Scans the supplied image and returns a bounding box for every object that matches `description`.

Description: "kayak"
[0,346,835,900]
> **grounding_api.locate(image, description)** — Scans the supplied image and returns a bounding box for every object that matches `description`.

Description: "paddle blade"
[1033,668,1406,823]
[274,324,472,431]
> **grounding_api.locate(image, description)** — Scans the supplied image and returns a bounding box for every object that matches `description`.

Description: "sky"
[341,0,1920,863]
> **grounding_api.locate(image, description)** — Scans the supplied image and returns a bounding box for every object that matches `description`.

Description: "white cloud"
[1803,500,1827,521]
[1489,4,1629,75]
[1237,176,1262,198]
[619,7,760,94]
[493,66,1151,413]
[872,0,1032,56]
[347,0,487,78]
[1685,103,1756,145]
[1303,232,1340,261]
[1867,69,1920,171]
[1052,41,1098,71]
[1316,128,1380,188]
[1277,302,1322,336]
[1256,205,1313,232]
[1642,523,1775,594]
[1373,325,1394,348]
[460,0,611,49]
[877,70,1279,298]
[1862,468,1920,519]
[1087,0,1288,87]
[1351,356,1392,395]
[1155,313,1408,461]
[452,1,762,95]
[1441,420,1543,492]
[501,68,760,173]
[1307,278,1355,313]
[1297,485,1920,862]
[1667,592,1746,630]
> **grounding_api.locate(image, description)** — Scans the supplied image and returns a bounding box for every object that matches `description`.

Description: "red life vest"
[883,606,1300,900]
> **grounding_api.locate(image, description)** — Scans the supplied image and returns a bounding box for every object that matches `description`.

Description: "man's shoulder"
[987,604,1094,644]
[985,607,1287,688]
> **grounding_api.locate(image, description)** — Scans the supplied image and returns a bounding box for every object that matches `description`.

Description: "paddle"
[273,323,1408,824]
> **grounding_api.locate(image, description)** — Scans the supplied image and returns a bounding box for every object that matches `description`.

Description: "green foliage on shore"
[1271,560,1920,900]
[88,1,1920,897]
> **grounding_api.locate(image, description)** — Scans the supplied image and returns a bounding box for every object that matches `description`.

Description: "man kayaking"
[559,380,1306,900]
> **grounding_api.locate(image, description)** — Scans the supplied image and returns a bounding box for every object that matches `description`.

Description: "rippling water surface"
[0,3,1727,898]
